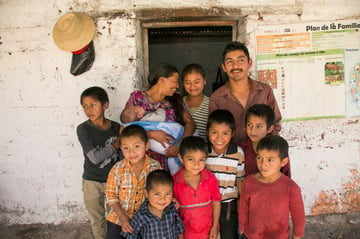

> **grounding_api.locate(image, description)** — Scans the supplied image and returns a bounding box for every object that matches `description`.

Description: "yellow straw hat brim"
[52,12,96,52]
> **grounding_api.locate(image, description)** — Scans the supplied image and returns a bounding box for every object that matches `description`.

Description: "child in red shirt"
[173,136,221,239]
[239,135,305,239]
[238,104,291,177]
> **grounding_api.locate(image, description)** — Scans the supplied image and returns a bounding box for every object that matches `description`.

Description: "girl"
[182,63,209,140]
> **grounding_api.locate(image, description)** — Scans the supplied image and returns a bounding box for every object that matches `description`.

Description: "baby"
[122,106,184,175]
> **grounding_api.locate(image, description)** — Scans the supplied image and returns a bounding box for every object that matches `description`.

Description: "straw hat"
[52,12,96,52]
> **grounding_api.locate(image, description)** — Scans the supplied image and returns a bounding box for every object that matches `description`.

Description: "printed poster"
[255,20,360,120]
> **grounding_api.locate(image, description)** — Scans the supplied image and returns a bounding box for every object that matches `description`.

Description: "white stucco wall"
[0,0,359,224]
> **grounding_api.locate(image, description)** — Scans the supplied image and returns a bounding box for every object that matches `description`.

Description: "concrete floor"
[0,212,359,239]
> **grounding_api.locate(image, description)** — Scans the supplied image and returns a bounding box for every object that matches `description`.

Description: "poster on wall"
[255,20,360,120]
[345,49,360,117]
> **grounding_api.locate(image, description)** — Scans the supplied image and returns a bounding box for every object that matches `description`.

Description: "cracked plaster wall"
[0,0,359,224]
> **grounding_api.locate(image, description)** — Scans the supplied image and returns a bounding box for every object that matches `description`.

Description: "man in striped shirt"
[205,110,245,239]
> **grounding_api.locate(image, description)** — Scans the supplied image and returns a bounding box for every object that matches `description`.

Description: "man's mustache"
[230,68,243,73]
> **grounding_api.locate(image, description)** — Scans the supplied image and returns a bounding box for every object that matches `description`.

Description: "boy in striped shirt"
[205,109,245,239]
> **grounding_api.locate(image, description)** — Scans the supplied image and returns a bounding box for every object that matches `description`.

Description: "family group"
[77,41,306,239]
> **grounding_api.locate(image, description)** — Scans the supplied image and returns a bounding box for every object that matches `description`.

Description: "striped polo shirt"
[206,142,245,202]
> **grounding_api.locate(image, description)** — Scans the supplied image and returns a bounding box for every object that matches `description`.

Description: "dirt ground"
[0,212,359,239]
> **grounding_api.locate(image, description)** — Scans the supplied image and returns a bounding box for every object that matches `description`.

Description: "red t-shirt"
[173,167,221,239]
[239,174,305,239]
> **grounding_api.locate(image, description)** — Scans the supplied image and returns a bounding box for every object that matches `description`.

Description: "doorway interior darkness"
[142,21,236,96]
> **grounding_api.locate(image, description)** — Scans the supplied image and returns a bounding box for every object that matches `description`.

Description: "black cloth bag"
[70,41,95,76]
[212,67,226,92]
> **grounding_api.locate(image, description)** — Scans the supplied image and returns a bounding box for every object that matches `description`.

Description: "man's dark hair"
[146,169,174,192]
[222,41,250,63]
[245,104,275,130]
[120,125,148,144]
[80,86,109,105]
[207,109,236,133]
[179,136,208,158]
[257,135,289,160]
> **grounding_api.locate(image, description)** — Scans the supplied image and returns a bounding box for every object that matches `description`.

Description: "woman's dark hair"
[148,63,184,125]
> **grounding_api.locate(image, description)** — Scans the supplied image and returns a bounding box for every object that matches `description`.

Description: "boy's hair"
[207,109,236,133]
[245,104,275,129]
[256,135,289,160]
[179,136,208,158]
[80,86,109,105]
[120,125,148,144]
[146,169,174,192]
[181,63,206,81]
[222,41,250,63]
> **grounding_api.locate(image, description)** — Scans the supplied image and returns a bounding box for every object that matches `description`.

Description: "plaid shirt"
[106,155,161,225]
[120,201,185,239]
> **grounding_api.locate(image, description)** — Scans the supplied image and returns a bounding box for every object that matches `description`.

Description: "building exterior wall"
[0,0,359,224]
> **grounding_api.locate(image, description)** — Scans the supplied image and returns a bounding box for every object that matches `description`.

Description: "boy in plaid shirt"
[105,125,161,239]
[121,169,184,238]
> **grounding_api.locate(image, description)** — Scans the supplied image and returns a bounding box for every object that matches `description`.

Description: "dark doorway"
[144,22,235,96]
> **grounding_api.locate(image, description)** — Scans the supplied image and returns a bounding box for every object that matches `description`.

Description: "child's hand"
[119,214,133,233]
[165,144,179,157]
[172,198,180,210]
[209,225,218,239]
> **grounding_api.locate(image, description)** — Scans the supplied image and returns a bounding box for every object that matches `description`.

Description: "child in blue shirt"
[121,169,185,239]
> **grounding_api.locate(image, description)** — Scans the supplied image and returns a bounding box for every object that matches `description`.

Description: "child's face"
[208,122,233,154]
[81,96,108,122]
[183,72,206,97]
[256,149,288,182]
[246,115,274,145]
[180,150,207,176]
[120,136,149,166]
[145,183,173,214]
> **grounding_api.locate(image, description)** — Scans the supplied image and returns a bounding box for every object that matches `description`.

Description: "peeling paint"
[311,169,360,215]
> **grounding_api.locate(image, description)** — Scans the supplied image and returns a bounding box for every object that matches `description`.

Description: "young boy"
[205,109,245,239]
[173,136,221,239]
[239,135,305,239]
[105,125,161,239]
[77,86,121,239]
[120,169,185,238]
[121,106,184,175]
[238,104,291,177]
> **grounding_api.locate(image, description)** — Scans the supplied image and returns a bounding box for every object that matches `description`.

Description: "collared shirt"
[209,80,282,144]
[105,155,161,225]
[206,141,245,201]
[173,168,221,239]
[120,201,185,239]
[238,137,291,178]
